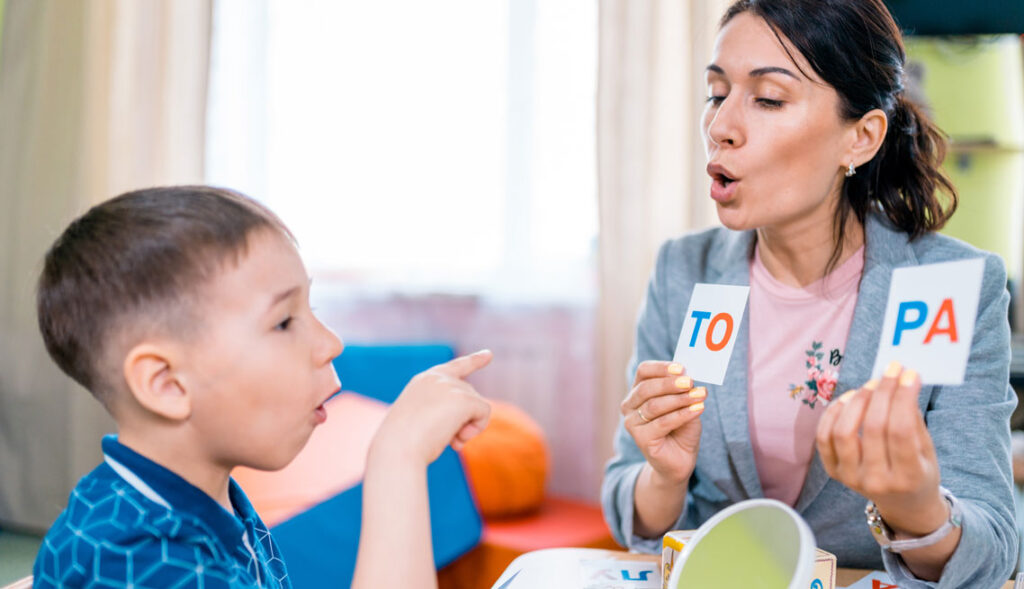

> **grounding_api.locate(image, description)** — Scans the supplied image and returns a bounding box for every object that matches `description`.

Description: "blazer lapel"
[705,230,763,500]
[795,213,919,512]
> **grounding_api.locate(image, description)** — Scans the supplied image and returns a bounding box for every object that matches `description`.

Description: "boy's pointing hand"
[371,350,494,466]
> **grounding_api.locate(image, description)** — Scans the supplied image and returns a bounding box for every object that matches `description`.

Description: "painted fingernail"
[863,379,879,391]
[668,363,684,375]
[675,376,693,389]
[899,369,918,387]
[689,402,705,412]
[837,390,857,404]
[689,387,707,400]
[884,361,902,378]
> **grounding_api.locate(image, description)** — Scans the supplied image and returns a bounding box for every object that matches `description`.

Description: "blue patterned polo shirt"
[34,435,290,588]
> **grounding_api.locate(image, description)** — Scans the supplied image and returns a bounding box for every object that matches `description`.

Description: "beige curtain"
[595,0,731,468]
[0,0,211,532]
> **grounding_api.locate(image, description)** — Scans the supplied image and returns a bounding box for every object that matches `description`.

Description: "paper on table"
[840,570,900,588]
[578,558,660,589]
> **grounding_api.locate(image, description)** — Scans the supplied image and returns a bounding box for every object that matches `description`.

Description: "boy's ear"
[123,342,192,421]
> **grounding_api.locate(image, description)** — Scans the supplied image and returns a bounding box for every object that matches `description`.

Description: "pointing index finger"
[434,349,494,378]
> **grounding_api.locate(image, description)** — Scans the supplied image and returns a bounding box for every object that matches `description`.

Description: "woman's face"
[702,12,853,234]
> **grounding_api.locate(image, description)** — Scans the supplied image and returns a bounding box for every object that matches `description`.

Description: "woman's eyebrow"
[749,66,799,80]
[705,64,799,81]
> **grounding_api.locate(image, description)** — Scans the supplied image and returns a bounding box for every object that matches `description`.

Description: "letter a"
[923,298,958,344]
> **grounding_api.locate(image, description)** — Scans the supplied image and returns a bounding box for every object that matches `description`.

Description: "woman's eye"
[756,98,784,109]
[706,95,725,106]
[275,317,293,331]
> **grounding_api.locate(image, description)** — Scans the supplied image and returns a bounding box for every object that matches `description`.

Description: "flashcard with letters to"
[871,258,984,385]
[673,284,750,385]
[578,559,660,589]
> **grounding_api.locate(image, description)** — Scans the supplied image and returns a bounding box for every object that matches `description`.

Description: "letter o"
[705,312,734,352]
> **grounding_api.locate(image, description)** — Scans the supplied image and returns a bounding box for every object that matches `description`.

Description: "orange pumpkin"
[460,400,549,518]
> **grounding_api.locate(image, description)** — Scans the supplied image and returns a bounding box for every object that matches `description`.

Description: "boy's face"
[181,229,343,471]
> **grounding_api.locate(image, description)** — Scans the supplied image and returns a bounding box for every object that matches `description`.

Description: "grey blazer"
[601,212,1018,588]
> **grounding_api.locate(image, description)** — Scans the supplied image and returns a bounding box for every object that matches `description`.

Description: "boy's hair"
[37,185,292,407]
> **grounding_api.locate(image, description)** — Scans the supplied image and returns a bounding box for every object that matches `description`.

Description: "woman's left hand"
[816,361,949,537]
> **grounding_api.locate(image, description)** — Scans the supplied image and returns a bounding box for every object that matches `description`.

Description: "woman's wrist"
[644,462,691,492]
[632,463,690,538]
[875,488,949,537]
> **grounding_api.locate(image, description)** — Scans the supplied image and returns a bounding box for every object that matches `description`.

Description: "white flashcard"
[578,559,660,589]
[673,283,750,385]
[841,569,899,588]
[871,258,985,385]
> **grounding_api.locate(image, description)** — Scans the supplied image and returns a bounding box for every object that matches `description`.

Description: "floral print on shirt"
[788,341,841,409]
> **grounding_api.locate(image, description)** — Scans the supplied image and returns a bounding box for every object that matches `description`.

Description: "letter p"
[893,300,927,346]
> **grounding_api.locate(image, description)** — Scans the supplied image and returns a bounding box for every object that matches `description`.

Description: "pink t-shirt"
[748,245,864,506]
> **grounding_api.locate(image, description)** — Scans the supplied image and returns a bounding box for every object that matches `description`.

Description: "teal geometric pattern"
[34,436,290,588]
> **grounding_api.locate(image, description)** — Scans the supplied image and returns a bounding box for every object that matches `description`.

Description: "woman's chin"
[714,206,753,232]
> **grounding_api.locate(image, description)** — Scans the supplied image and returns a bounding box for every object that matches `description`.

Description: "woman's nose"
[705,97,742,148]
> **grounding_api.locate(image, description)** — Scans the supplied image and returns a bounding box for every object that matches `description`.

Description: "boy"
[33,185,492,588]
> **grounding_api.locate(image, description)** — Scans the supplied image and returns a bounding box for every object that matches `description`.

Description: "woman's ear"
[845,108,888,169]
[123,342,192,421]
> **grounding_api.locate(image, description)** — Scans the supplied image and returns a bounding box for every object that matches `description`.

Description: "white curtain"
[0,0,211,531]
[595,0,731,466]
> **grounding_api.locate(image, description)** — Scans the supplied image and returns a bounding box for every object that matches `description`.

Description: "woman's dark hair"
[722,0,958,270]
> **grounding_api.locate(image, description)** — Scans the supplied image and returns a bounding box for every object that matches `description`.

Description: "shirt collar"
[101,434,254,551]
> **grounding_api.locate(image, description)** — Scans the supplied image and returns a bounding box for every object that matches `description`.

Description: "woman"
[600,1,1017,587]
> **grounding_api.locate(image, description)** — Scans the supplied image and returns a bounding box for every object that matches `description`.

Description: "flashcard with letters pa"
[673,283,750,385]
[870,258,984,385]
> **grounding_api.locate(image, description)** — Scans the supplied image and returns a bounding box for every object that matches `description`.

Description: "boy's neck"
[117,427,235,513]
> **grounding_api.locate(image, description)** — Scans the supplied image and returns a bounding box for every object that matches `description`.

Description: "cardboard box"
[661,530,837,589]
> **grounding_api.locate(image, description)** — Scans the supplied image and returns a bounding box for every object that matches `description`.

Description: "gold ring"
[636,407,652,423]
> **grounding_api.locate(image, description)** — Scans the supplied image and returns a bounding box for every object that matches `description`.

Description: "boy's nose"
[316,320,344,364]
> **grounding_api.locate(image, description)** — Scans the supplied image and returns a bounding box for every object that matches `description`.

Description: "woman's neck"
[755,210,864,288]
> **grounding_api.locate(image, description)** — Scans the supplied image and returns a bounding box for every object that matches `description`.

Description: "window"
[207,0,598,302]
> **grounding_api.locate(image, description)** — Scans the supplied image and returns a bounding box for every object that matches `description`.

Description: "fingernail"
[689,402,705,412]
[899,369,918,387]
[675,376,693,389]
[863,379,879,391]
[668,363,684,375]
[837,390,857,404]
[472,349,492,356]
[884,361,901,378]
[689,387,707,400]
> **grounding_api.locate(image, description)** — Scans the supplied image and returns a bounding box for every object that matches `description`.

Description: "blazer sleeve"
[882,252,1019,589]
[601,240,693,552]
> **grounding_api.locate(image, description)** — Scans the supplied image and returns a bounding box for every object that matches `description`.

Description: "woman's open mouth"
[708,164,739,202]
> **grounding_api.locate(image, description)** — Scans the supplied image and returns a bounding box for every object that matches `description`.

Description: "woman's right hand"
[620,361,706,486]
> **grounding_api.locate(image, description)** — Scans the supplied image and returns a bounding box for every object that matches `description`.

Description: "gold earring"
[845,162,856,178]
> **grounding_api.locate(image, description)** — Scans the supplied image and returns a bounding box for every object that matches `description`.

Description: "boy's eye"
[275,317,293,331]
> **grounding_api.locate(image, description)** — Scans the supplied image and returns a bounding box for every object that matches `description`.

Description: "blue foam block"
[332,344,456,404]
[274,343,480,589]
[272,448,481,589]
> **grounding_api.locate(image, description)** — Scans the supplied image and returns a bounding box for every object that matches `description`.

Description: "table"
[625,554,1016,588]
[491,549,1015,588]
